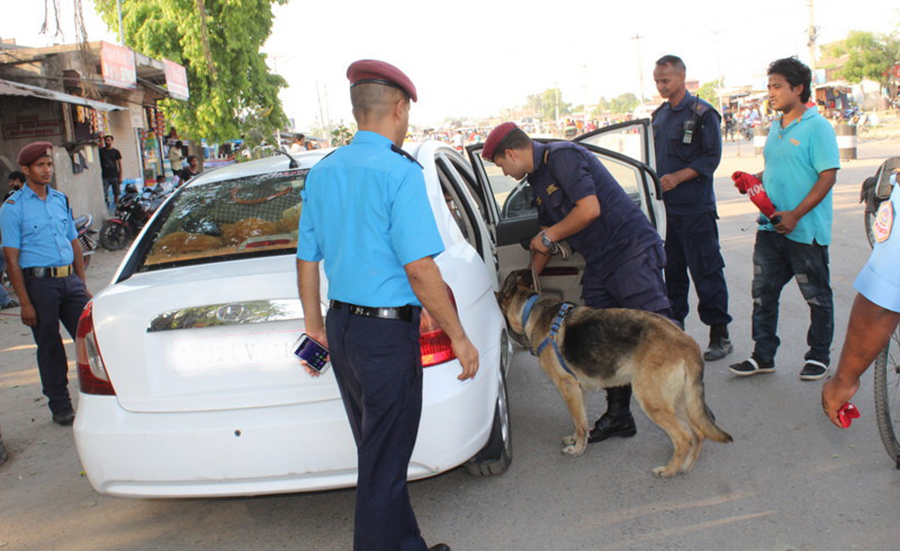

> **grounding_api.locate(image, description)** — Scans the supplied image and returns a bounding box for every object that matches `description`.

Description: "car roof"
[187,149,332,186]
[187,142,436,187]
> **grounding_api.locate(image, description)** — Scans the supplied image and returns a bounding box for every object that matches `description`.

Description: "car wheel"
[464,331,512,476]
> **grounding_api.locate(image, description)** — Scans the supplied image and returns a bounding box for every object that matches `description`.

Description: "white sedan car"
[74,120,664,498]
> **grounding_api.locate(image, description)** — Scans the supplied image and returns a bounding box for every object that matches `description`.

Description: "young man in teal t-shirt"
[730,57,840,381]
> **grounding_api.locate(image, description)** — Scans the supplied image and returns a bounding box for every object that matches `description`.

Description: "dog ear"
[516,269,535,290]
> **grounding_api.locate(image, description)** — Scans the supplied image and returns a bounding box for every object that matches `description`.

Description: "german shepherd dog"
[499,270,732,477]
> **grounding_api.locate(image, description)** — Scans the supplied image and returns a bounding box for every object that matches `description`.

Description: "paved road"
[2,139,899,551]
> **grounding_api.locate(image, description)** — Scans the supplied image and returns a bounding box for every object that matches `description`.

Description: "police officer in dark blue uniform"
[0,142,91,426]
[652,55,733,361]
[482,123,674,445]
[296,60,478,551]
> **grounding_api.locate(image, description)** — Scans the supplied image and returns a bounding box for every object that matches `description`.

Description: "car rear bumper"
[73,359,497,498]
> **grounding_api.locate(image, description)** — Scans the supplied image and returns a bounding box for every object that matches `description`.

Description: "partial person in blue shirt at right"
[822,169,900,427]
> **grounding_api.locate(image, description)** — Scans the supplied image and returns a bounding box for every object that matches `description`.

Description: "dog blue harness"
[521,294,576,377]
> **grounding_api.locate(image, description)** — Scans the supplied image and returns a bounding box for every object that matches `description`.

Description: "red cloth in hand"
[732,171,777,219]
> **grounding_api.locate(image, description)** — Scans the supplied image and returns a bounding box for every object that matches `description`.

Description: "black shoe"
[799,360,828,381]
[52,409,76,426]
[728,356,775,377]
[428,545,451,551]
[1,299,17,309]
[0,438,8,465]
[588,411,637,443]
[703,324,734,361]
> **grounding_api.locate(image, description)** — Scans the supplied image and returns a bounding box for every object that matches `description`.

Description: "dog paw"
[652,466,676,478]
[561,442,586,456]
[562,434,576,446]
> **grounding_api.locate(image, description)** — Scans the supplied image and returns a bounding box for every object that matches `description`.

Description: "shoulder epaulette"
[693,97,720,120]
[650,103,666,120]
[391,144,423,168]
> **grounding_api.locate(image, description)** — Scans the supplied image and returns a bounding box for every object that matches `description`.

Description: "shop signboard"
[163,59,190,100]
[2,115,62,140]
[101,41,137,90]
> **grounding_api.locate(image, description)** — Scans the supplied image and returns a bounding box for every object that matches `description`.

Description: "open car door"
[466,119,664,305]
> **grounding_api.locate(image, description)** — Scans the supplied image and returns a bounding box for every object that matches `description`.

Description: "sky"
[1,0,898,133]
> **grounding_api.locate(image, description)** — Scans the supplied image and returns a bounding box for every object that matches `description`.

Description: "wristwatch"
[541,230,554,249]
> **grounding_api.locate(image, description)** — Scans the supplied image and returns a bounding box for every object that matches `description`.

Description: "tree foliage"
[593,93,639,116]
[822,30,900,97]
[696,79,721,105]
[92,0,288,143]
[525,88,572,121]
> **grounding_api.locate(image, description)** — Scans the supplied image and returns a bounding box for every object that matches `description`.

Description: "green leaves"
[92,0,288,143]
[822,30,900,88]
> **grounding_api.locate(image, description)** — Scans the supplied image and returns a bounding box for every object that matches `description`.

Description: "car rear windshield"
[136,169,307,270]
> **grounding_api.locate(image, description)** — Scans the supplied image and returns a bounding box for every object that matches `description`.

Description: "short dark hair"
[295,133,305,141]
[187,154,198,163]
[656,55,686,73]
[104,135,114,141]
[767,57,812,103]
[8,170,25,182]
[493,128,532,159]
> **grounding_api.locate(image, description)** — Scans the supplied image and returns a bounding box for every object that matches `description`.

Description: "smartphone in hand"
[294,333,330,374]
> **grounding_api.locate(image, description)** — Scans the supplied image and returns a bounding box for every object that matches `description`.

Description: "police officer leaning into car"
[482,122,675,445]
[296,60,478,551]
[652,55,733,361]
[0,142,91,426]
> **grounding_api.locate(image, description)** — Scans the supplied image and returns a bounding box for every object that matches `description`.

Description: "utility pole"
[632,34,646,103]
[807,0,818,92]
[116,0,125,46]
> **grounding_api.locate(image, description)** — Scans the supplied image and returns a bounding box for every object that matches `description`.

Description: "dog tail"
[685,373,733,444]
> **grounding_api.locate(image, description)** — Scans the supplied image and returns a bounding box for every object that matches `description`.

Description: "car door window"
[575,119,653,168]
[435,156,484,258]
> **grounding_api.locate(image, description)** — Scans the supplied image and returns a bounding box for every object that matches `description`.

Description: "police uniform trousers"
[24,274,90,414]
[326,305,428,551]
[583,241,675,321]
[664,212,731,327]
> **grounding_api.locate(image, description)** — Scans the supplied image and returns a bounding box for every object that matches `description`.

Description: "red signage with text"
[163,58,190,100]
[101,41,137,90]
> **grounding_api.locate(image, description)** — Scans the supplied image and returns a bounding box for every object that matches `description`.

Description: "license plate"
[168,329,300,375]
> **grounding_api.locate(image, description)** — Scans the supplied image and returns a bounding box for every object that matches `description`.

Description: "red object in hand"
[732,171,779,221]
[838,402,860,428]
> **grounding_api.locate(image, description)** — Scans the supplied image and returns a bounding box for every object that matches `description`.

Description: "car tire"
[99,221,131,251]
[464,331,512,476]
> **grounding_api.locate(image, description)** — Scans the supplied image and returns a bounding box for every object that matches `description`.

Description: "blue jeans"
[751,231,833,365]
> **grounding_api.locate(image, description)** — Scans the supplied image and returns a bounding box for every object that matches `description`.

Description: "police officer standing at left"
[0,142,91,426]
[297,60,478,551]
[652,54,733,361]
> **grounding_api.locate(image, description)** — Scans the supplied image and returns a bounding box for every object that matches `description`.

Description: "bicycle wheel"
[873,327,900,464]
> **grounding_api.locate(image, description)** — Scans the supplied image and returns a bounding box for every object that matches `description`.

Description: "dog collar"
[520,294,540,331]
[535,302,577,377]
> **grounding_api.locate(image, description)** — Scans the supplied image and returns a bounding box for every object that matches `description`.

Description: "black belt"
[23,265,73,278]
[330,300,417,322]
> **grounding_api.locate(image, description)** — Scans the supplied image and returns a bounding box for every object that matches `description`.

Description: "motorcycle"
[74,213,98,268]
[99,183,170,251]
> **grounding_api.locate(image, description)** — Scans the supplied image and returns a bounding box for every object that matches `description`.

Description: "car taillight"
[419,287,457,368]
[76,302,116,395]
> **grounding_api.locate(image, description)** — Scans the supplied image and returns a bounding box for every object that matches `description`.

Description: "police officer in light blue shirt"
[822,171,900,427]
[296,60,477,551]
[0,142,91,426]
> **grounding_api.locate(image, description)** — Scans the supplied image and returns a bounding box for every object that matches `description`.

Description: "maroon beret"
[482,122,519,161]
[347,59,417,102]
[17,141,53,167]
